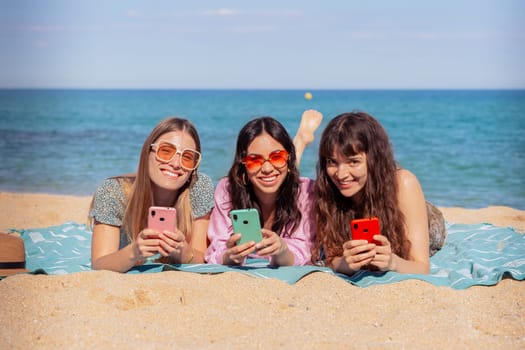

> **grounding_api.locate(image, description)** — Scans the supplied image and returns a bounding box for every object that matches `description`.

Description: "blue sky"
[1,0,524,89]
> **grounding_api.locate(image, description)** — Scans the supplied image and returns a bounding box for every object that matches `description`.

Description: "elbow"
[90,258,103,271]
[416,260,431,274]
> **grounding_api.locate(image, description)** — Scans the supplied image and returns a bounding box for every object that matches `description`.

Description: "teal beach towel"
[10,222,525,289]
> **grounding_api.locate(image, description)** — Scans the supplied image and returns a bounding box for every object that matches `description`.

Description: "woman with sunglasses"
[205,110,322,266]
[89,117,214,272]
[312,112,446,275]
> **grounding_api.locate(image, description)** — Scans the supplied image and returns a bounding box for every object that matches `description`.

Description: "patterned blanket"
[10,222,525,289]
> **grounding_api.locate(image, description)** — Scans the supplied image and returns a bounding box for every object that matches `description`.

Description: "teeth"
[162,169,179,178]
[260,175,277,182]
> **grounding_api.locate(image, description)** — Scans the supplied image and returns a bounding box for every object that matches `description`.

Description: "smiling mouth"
[162,169,181,179]
[258,174,279,184]
[337,179,354,189]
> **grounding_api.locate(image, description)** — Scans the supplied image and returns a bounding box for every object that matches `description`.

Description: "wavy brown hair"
[226,117,301,236]
[124,117,201,243]
[312,112,410,265]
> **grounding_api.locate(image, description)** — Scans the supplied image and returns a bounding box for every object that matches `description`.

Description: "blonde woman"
[90,117,214,272]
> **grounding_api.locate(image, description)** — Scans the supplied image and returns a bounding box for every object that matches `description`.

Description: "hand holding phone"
[351,217,381,245]
[230,208,263,245]
[148,206,177,234]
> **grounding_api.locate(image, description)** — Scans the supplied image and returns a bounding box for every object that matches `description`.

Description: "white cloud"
[229,26,275,33]
[203,8,241,16]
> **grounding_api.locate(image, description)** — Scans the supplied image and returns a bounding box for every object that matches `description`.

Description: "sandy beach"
[1,192,524,349]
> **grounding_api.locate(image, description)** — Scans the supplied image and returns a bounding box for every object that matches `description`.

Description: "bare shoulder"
[396,169,424,196]
[396,169,419,185]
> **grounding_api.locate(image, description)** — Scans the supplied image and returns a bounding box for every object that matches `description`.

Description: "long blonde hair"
[86,118,201,246]
[124,117,201,244]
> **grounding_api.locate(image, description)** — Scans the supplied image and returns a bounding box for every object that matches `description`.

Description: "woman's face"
[148,130,197,192]
[244,132,289,200]
[325,148,368,198]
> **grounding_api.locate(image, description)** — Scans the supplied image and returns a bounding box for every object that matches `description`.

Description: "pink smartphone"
[351,217,381,244]
[148,206,177,234]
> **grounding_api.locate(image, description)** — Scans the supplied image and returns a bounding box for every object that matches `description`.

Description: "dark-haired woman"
[312,112,446,275]
[205,110,322,266]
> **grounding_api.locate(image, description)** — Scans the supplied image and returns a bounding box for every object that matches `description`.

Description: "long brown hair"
[312,112,410,265]
[227,117,301,236]
[124,117,201,243]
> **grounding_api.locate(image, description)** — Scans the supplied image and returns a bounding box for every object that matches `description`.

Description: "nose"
[260,159,274,172]
[169,151,182,168]
[335,163,348,179]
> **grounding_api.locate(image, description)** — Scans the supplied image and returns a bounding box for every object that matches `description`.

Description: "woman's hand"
[256,229,294,266]
[255,229,287,257]
[368,235,395,271]
[154,229,193,264]
[132,229,165,261]
[222,233,257,265]
[340,239,377,272]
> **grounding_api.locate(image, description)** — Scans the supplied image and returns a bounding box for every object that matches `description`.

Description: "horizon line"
[1,87,524,91]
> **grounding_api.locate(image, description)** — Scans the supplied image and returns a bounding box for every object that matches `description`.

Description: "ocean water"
[1,89,524,209]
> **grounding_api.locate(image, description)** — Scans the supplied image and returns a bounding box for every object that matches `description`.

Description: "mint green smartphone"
[230,208,263,245]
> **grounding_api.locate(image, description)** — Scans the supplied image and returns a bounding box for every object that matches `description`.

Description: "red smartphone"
[351,217,381,244]
[148,206,177,234]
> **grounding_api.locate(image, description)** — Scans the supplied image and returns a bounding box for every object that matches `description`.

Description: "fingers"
[369,236,393,271]
[255,229,285,257]
[343,239,375,251]
[342,235,393,271]
[342,239,377,271]
[133,230,161,259]
[223,241,256,265]
[371,234,387,246]
[142,229,188,258]
[226,233,242,248]
[161,234,189,258]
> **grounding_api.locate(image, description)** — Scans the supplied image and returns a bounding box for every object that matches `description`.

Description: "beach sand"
[0,192,524,349]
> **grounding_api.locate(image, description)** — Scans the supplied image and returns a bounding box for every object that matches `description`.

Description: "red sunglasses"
[242,150,289,172]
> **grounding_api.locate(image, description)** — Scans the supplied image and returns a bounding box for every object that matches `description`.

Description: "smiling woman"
[88,117,214,272]
[313,111,446,275]
[205,112,319,267]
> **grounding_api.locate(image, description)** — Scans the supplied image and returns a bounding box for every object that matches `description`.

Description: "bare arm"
[91,223,139,272]
[375,169,430,274]
[256,228,295,266]
[329,241,376,275]
[293,109,323,167]
[331,170,430,275]
[189,212,211,263]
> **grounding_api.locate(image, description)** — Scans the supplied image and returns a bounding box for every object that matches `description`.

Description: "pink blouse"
[205,177,316,266]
